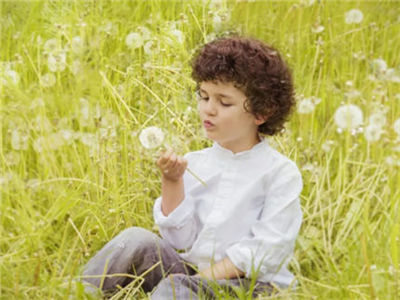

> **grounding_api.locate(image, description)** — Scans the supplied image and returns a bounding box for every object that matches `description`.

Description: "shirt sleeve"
[153,153,201,250]
[226,161,303,281]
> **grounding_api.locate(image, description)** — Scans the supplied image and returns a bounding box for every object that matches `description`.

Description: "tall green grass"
[1,0,399,299]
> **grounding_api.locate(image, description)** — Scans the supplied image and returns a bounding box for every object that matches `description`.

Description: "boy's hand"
[156,149,188,182]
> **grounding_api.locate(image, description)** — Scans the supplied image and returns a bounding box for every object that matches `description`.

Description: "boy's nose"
[203,100,217,116]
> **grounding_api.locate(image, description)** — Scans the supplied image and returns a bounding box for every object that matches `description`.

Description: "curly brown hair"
[190,35,295,136]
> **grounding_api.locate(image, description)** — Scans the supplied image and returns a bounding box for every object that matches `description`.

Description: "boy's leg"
[151,274,274,300]
[81,226,195,294]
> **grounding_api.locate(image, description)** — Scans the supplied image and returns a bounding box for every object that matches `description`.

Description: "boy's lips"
[203,120,215,129]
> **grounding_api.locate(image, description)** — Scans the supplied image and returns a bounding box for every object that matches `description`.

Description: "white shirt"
[153,137,303,287]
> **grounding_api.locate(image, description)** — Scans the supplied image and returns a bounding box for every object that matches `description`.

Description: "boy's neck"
[218,134,262,154]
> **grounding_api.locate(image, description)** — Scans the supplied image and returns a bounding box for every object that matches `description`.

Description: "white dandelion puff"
[48,132,65,150]
[70,36,85,55]
[41,73,56,87]
[334,104,363,130]
[11,130,29,150]
[345,9,364,24]
[369,112,386,128]
[297,96,321,114]
[170,29,185,44]
[33,136,45,153]
[125,32,144,49]
[364,124,383,142]
[297,98,315,114]
[371,58,387,73]
[43,38,59,54]
[3,69,20,85]
[322,140,335,152]
[47,52,66,72]
[144,40,156,55]
[30,98,45,109]
[139,126,165,149]
[344,90,361,99]
[70,59,81,75]
[394,118,400,137]
[311,25,325,33]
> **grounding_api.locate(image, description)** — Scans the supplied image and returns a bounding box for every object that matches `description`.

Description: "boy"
[82,36,303,299]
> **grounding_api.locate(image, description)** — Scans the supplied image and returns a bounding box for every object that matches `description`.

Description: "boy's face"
[197,80,265,153]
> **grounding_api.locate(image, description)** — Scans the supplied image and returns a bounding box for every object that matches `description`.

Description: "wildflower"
[47,52,67,72]
[11,130,29,150]
[344,90,361,99]
[334,104,363,130]
[394,118,400,137]
[48,132,65,150]
[170,29,185,44]
[322,140,335,152]
[311,25,325,33]
[297,96,321,114]
[30,98,45,109]
[137,26,152,41]
[364,124,383,142]
[369,112,386,128]
[41,73,56,87]
[2,69,20,85]
[125,32,144,49]
[70,36,84,55]
[371,58,387,73]
[70,59,81,75]
[43,38,59,54]
[33,136,45,153]
[144,40,156,55]
[345,9,363,24]
[139,126,165,149]
[99,21,115,35]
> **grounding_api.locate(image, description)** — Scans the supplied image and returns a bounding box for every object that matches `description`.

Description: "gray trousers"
[81,226,273,299]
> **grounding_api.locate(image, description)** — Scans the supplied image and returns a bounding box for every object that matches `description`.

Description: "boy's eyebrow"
[199,88,233,99]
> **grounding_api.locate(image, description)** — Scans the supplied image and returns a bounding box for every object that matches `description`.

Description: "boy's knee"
[117,226,160,251]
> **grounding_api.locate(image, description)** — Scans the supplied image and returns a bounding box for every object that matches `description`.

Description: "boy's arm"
[196,257,245,280]
[157,149,188,216]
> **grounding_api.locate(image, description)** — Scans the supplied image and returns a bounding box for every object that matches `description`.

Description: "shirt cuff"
[153,196,194,229]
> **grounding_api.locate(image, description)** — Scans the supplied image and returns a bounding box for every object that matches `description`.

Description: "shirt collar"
[211,135,269,159]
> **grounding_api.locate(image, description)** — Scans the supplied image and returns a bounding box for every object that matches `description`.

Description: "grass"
[1,0,399,299]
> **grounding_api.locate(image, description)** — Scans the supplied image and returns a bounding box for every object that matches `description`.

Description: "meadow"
[1,0,399,299]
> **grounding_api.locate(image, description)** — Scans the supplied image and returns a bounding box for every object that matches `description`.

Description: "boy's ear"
[254,114,268,126]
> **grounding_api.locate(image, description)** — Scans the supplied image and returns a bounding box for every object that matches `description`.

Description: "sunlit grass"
[1,0,399,299]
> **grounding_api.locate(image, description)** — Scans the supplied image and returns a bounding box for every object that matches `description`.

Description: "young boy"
[82,36,303,299]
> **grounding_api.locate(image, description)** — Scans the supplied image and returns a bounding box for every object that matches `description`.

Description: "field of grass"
[1,0,399,299]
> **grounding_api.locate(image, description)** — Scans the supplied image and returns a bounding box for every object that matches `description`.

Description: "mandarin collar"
[211,136,268,159]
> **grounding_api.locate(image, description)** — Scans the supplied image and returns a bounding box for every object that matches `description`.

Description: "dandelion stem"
[186,167,207,187]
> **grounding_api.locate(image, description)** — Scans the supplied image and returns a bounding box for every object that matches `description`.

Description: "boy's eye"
[220,101,232,107]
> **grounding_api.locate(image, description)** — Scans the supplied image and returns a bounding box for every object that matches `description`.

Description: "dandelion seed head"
[334,104,363,130]
[43,38,60,54]
[47,52,67,72]
[368,112,386,127]
[11,130,29,150]
[70,59,81,75]
[139,126,164,149]
[311,25,324,33]
[345,9,364,24]
[33,136,45,153]
[344,90,361,99]
[371,58,387,73]
[71,36,84,54]
[125,32,144,49]
[322,140,335,152]
[41,73,56,87]
[394,118,400,137]
[364,124,383,142]
[2,69,20,85]
[170,29,185,44]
